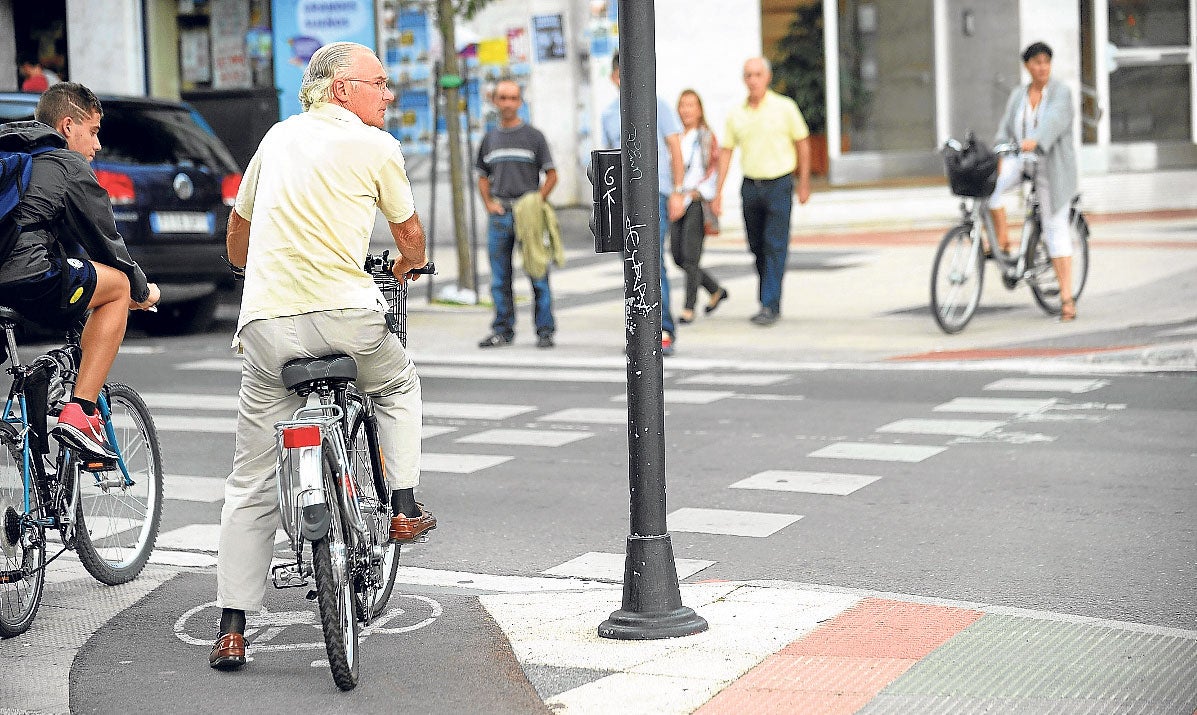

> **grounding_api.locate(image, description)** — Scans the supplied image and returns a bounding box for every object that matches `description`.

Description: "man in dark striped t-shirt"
[475,79,558,349]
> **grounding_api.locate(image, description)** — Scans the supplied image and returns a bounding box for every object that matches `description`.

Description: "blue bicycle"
[0,307,163,638]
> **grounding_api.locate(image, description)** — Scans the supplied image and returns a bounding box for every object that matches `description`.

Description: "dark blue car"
[0,92,241,334]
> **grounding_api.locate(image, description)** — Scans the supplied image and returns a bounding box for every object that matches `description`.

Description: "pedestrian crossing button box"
[588,149,624,254]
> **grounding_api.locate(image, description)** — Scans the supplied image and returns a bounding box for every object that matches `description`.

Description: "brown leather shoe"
[389,505,436,543]
[209,632,246,670]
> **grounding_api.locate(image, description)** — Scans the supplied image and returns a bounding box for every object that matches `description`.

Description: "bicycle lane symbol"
[174,595,443,661]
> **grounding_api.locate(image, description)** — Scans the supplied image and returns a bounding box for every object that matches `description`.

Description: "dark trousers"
[487,211,554,338]
[741,174,793,313]
[669,201,721,311]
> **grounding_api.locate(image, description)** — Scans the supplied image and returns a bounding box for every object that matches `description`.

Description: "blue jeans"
[741,174,793,313]
[657,193,675,335]
[488,211,554,337]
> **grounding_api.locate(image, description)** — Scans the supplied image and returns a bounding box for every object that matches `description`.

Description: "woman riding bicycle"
[988,41,1079,322]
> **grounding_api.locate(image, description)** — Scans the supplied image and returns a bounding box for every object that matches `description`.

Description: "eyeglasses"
[345,78,391,92]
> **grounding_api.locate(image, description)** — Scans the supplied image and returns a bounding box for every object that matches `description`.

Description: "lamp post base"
[598,534,709,640]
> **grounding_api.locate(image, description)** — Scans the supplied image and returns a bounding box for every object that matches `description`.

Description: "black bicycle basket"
[943,135,998,198]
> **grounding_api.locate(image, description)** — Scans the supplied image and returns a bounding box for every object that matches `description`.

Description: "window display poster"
[532,14,565,62]
[272,0,376,119]
[211,0,252,89]
[395,88,431,154]
[181,28,213,84]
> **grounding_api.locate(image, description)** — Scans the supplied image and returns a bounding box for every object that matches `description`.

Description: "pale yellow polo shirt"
[233,103,415,339]
[723,90,810,180]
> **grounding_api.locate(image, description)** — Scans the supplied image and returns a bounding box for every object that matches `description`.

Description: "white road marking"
[165,475,226,503]
[542,551,715,581]
[679,373,788,386]
[609,390,735,405]
[933,397,1057,414]
[809,442,946,462]
[423,402,537,420]
[177,358,241,371]
[155,524,287,552]
[139,393,240,410]
[421,453,514,474]
[876,418,1006,437]
[419,365,629,383]
[984,378,1110,393]
[729,470,881,495]
[455,429,593,447]
[538,408,628,424]
[148,549,218,567]
[667,508,803,538]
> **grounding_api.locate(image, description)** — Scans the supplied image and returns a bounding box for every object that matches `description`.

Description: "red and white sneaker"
[53,402,117,458]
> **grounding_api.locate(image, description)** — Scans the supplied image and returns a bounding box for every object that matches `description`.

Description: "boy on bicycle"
[0,83,160,458]
[210,42,433,670]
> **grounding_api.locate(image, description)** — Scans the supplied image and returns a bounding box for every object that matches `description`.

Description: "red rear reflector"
[222,173,241,207]
[94,169,135,205]
[282,425,321,448]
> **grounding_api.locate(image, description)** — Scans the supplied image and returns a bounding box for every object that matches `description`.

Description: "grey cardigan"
[994,78,1078,217]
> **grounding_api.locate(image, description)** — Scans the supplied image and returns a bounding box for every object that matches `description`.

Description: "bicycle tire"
[347,402,399,619]
[312,444,360,691]
[0,426,46,638]
[931,225,985,334]
[1027,209,1090,316]
[73,383,163,585]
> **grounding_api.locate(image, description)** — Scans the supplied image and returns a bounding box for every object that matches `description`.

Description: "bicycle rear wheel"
[931,225,985,334]
[0,427,46,638]
[73,383,163,585]
[312,446,360,691]
[1028,210,1090,315]
[348,403,399,619]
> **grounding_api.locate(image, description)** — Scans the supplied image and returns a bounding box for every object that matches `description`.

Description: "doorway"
[13,0,67,88]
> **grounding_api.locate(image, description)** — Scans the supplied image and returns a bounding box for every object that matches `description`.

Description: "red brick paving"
[696,598,983,715]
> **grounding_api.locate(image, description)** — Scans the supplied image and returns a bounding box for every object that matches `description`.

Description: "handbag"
[943,132,998,198]
[700,200,719,236]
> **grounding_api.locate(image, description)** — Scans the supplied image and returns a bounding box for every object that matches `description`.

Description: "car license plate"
[150,211,214,234]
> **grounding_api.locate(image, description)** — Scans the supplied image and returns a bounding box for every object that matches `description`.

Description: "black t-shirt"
[474,123,554,200]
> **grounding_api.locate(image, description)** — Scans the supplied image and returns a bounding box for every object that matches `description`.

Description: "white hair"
[298,41,368,111]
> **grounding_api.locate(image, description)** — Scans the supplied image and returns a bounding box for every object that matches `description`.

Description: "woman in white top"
[989,41,1079,321]
[670,89,728,323]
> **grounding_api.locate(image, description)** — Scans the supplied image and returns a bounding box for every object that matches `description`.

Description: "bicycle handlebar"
[363,250,436,278]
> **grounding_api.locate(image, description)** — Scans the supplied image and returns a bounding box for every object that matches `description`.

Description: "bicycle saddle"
[281,354,358,392]
[0,306,22,327]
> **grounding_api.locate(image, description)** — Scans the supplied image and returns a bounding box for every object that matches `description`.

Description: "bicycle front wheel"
[348,403,398,619]
[312,446,360,691]
[73,383,163,585]
[1028,210,1090,316]
[0,427,46,638]
[931,225,985,334]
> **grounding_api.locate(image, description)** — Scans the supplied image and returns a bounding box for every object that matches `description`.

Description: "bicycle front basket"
[944,138,998,198]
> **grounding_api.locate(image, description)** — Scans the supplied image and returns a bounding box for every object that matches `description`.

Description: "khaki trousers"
[217,308,421,611]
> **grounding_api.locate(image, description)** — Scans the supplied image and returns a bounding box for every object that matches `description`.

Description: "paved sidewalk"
[478,578,1197,714]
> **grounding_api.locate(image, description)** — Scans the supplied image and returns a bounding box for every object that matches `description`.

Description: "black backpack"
[0,145,56,265]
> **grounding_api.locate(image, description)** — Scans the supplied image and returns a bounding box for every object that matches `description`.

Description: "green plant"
[771,2,869,135]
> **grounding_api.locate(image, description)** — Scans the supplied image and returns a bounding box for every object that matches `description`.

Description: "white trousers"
[217,308,421,611]
[987,157,1072,258]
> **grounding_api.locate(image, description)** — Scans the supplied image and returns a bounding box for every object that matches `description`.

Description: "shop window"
[177,0,274,91]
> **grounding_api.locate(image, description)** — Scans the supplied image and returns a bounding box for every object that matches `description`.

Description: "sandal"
[1060,299,1076,322]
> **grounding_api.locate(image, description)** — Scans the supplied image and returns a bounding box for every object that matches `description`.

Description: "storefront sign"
[272,0,376,119]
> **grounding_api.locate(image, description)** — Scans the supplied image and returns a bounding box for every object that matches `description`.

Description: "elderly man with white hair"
[209,41,433,671]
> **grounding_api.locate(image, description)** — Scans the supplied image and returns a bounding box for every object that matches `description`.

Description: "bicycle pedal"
[270,563,308,589]
[81,457,118,473]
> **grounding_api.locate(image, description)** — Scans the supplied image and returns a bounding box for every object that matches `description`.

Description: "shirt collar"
[309,102,364,125]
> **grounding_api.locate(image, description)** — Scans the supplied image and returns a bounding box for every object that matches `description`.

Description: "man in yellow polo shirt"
[715,57,811,326]
[210,41,433,671]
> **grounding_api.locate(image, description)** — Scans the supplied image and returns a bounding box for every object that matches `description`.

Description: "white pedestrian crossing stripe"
[875,419,1006,437]
[809,442,946,462]
[668,508,803,537]
[140,393,239,410]
[423,402,536,420]
[729,470,880,496]
[543,551,715,581]
[421,453,513,474]
[933,397,1056,415]
[984,378,1109,393]
[609,389,734,405]
[419,365,629,383]
[679,373,788,386]
[156,524,287,552]
[539,408,627,424]
[455,429,593,447]
[166,475,226,503]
